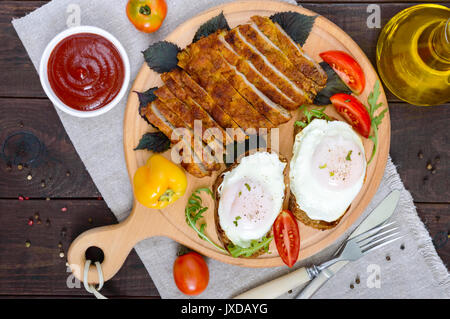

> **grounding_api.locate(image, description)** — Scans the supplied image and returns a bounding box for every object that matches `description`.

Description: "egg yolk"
[221,178,274,230]
[311,136,365,190]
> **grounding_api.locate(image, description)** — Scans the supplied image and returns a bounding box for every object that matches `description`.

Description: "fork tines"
[353,221,404,254]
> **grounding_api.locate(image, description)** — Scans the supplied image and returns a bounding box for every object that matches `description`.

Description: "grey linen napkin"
[13,0,449,299]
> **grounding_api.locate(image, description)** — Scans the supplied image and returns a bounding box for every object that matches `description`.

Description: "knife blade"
[296,189,401,299]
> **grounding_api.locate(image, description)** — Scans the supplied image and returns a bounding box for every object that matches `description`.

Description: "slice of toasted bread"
[289,117,360,230]
[212,148,288,257]
[290,118,343,230]
[288,192,347,230]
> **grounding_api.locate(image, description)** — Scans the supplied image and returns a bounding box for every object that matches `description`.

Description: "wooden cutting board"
[68,0,390,284]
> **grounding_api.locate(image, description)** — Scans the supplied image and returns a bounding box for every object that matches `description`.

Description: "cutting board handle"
[67,202,170,284]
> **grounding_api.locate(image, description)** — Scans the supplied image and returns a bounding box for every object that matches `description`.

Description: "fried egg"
[290,119,366,222]
[217,152,286,248]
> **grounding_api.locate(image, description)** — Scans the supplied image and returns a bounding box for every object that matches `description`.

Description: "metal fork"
[234,221,403,299]
[305,221,403,278]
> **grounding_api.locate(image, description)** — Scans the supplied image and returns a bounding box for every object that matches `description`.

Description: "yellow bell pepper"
[133,154,187,209]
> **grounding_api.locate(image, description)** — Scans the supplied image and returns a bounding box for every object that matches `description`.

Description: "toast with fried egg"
[289,118,367,230]
[213,149,288,257]
[289,120,342,229]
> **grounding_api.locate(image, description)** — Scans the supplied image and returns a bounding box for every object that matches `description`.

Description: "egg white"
[290,119,366,223]
[217,152,286,248]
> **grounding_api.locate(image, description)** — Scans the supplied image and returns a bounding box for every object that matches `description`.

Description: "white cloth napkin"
[12,0,449,298]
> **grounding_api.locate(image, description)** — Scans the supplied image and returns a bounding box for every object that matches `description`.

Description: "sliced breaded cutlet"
[190,35,291,126]
[250,15,327,87]
[142,99,220,174]
[238,24,320,96]
[151,99,220,171]
[224,28,311,106]
[140,102,212,178]
[178,49,274,131]
[215,30,299,110]
[161,70,235,146]
[171,70,247,142]
[154,85,225,158]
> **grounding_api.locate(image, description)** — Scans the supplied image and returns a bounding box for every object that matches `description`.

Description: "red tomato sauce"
[47,33,125,111]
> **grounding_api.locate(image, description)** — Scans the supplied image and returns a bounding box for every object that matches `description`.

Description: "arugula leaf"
[295,105,330,128]
[309,107,331,120]
[270,12,317,46]
[134,132,171,153]
[314,62,352,105]
[185,188,227,254]
[142,41,181,73]
[193,12,230,43]
[366,80,387,164]
[227,236,273,258]
[294,121,307,128]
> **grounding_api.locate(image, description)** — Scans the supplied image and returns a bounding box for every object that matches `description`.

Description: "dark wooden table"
[0,1,448,298]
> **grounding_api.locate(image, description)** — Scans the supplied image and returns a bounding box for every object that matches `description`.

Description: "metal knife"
[296,189,401,299]
[234,190,400,299]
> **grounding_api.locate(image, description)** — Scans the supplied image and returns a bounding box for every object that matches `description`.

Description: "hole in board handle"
[85,246,105,264]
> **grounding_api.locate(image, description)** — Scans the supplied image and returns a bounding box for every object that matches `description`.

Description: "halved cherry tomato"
[173,251,209,295]
[330,93,371,138]
[273,210,300,268]
[126,0,167,33]
[320,50,366,94]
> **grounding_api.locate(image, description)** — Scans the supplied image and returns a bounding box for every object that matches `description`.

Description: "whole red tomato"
[173,251,209,295]
[126,0,167,33]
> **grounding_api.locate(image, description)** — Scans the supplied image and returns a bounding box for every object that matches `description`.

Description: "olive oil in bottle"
[376,4,450,106]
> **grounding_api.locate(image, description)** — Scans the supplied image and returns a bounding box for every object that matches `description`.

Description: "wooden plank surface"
[389,103,449,203]
[0,199,158,297]
[0,0,448,298]
[0,98,100,198]
[0,1,46,98]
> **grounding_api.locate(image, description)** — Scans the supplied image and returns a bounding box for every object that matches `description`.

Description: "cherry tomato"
[320,50,366,94]
[273,210,300,268]
[330,93,371,138]
[173,251,209,295]
[126,0,167,33]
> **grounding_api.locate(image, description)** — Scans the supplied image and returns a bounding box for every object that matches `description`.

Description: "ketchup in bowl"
[47,33,125,112]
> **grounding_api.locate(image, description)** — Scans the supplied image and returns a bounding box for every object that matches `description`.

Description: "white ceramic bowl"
[39,26,130,118]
